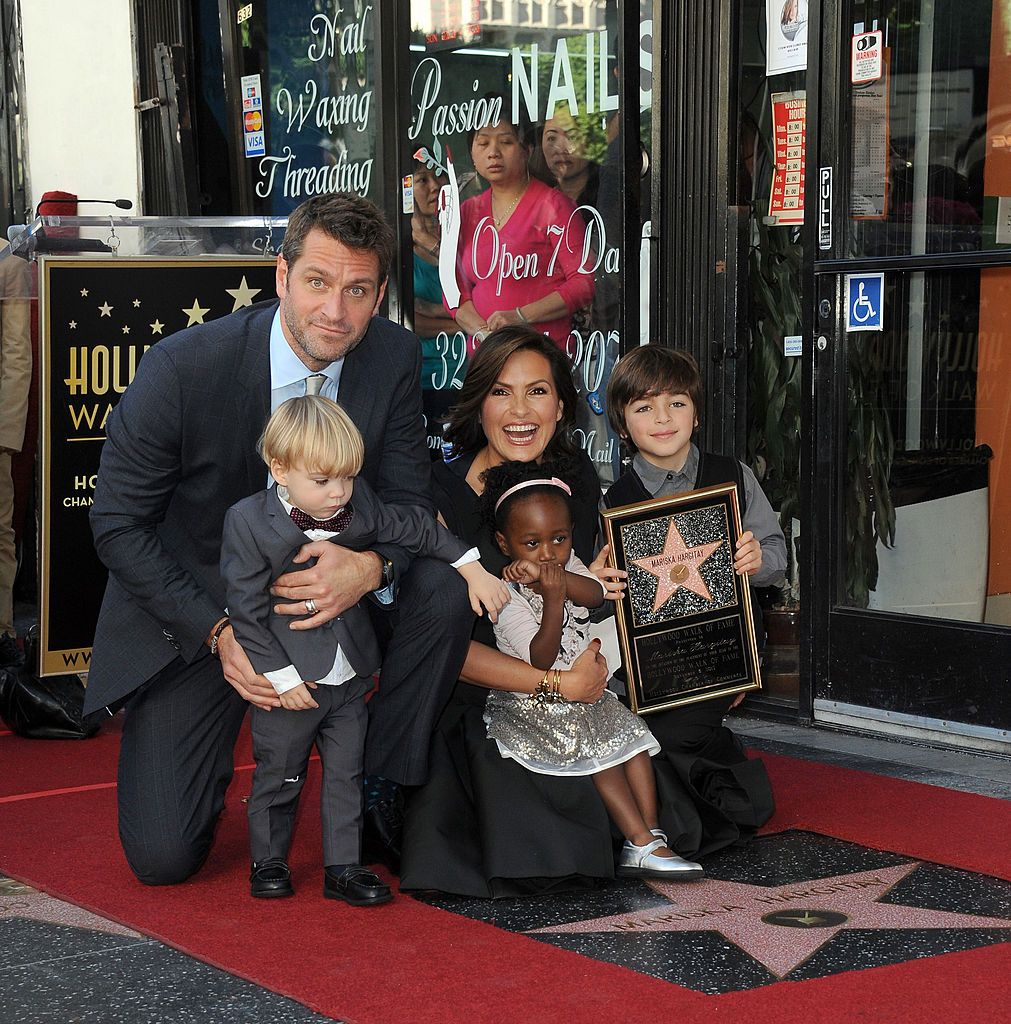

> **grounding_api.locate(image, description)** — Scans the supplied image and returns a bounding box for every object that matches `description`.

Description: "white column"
[20,0,142,213]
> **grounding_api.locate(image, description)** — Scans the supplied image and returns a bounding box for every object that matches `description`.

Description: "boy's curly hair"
[477,459,576,536]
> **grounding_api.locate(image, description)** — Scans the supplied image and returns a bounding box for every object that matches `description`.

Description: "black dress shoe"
[362,795,404,873]
[323,865,392,907]
[250,859,294,898]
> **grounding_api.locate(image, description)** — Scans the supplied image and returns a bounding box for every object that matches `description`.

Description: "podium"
[5,215,284,676]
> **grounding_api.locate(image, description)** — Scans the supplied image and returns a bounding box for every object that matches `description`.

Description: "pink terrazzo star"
[0,879,141,939]
[528,863,1011,978]
[630,518,724,614]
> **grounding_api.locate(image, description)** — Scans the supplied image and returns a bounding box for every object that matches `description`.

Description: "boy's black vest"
[603,451,765,651]
[603,451,746,515]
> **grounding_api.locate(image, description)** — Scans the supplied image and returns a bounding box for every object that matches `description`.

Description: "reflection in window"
[407,1,631,486]
[849,0,1011,257]
[844,268,1010,630]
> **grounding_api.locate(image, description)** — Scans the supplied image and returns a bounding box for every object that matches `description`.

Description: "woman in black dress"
[399,327,771,897]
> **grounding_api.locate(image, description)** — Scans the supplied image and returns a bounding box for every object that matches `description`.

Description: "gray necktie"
[304,374,327,396]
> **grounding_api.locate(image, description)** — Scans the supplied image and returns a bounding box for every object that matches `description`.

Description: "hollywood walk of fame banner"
[601,483,762,715]
[38,257,277,676]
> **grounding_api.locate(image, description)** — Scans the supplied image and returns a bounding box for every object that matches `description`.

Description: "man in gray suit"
[87,193,473,885]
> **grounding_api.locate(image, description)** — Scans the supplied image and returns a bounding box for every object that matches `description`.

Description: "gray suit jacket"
[221,481,469,681]
[86,300,431,715]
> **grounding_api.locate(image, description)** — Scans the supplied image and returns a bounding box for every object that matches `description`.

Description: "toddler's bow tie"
[289,505,353,533]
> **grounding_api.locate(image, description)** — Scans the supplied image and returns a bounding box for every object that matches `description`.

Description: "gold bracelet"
[530,668,567,704]
[530,669,551,703]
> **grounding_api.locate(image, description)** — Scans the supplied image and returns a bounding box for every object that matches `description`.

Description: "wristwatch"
[379,557,395,590]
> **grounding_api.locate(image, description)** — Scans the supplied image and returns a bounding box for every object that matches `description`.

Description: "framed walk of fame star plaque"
[601,483,762,715]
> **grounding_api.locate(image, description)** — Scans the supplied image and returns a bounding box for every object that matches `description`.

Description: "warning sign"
[852,31,882,84]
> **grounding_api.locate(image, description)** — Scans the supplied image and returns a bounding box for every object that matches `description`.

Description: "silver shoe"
[616,838,704,880]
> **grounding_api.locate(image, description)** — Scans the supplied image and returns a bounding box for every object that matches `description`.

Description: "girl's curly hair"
[477,459,576,536]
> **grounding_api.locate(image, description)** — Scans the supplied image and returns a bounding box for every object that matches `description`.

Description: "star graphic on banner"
[182,299,210,326]
[0,879,141,941]
[79,287,89,297]
[68,320,77,330]
[630,518,724,613]
[122,325,130,334]
[132,298,141,307]
[150,319,164,335]
[528,863,1011,978]
[98,301,113,317]
[226,275,262,311]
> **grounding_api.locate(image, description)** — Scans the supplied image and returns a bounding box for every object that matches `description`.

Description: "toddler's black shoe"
[323,865,392,906]
[250,859,294,898]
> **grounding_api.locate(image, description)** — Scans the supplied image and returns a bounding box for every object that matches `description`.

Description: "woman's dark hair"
[477,459,575,535]
[442,326,580,463]
[466,93,535,151]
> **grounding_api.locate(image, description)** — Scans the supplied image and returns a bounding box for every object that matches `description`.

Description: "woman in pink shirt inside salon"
[448,104,595,351]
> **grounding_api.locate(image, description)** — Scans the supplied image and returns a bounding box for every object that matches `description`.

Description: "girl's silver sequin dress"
[487,553,659,776]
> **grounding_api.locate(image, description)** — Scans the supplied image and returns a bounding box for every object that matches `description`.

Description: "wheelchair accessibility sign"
[845,273,884,332]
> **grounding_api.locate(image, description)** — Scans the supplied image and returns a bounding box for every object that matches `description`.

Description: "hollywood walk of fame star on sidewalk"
[630,517,724,614]
[529,863,1011,978]
[0,878,141,940]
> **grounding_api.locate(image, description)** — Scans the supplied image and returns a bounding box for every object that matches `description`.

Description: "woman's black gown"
[398,451,773,898]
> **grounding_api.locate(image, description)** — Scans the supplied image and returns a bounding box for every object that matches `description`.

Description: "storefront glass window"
[840,266,1011,631]
[407,1,635,486]
[741,0,808,607]
[235,1,379,216]
[848,0,1011,256]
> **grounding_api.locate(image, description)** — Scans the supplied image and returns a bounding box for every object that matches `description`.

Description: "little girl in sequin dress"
[480,461,704,880]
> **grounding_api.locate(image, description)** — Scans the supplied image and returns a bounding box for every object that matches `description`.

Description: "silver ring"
[305,598,318,615]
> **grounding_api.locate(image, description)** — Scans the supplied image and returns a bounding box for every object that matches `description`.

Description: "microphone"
[35,197,133,216]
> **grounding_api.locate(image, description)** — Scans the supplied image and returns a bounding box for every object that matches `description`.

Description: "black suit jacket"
[86,300,430,714]
[220,481,469,681]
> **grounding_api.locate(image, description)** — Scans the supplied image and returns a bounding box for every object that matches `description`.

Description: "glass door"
[811,0,1011,745]
[403,0,650,488]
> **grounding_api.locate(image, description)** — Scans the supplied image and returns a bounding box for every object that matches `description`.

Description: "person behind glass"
[221,396,507,904]
[449,104,595,349]
[599,346,783,855]
[399,326,620,898]
[480,461,703,879]
[0,251,31,669]
[538,109,601,216]
[411,158,462,396]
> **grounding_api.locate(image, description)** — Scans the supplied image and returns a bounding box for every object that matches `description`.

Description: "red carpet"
[1,722,1009,1024]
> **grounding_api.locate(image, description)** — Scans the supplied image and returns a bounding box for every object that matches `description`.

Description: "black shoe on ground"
[323,865,392,907]
[250,859,294,898]
[0,632,22,668]
[362,793,404,873]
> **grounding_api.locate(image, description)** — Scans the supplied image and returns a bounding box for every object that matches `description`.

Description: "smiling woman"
[399,326,616,897]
